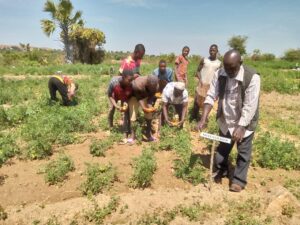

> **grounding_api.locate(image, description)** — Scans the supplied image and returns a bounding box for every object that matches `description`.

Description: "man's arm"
[162,102,172,126]
[178,102,188,126]
[175,57,182,81]
[233,74,260,142]
[196,58,204,80]
[197,71,220,130]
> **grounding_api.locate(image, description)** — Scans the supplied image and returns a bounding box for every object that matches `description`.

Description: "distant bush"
[283,48,300,61]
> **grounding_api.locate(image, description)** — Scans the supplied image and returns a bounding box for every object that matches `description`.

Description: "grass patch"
[253,132,300,170]
[41,154,75,185]
[284,178,300,200]
[0,133,19,167]
[80,163,117,196]
[84,196,120,225]
[90,132,123,157]
[225,197,272,225]
[129,147,157,188]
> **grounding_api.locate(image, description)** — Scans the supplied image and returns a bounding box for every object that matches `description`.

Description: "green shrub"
[84,196,120,225]
[81,163,117,196]
[42,154,75,185]
[253,132,300,170]
[0,133,19,167]
[129,147,157,188]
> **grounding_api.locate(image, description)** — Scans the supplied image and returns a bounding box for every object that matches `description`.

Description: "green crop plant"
[253,132,300,170]
[41,153,75,185]
[129,147,157,188]
[0,133,19,167]
[84,196,120,225]
[80,163,117,196]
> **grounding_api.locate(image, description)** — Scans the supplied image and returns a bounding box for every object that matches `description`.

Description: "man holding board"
[198,50,260,192]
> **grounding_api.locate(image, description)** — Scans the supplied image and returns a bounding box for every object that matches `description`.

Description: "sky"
[0,0,299,57]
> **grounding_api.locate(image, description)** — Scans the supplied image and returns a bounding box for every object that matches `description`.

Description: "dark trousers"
[215,130,254,188]
[48,77,70,106]
[108,101,130,134]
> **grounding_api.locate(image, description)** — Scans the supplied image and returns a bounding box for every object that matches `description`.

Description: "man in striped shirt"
[198,50,260,192]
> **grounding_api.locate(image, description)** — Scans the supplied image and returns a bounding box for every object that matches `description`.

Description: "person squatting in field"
[198,49,260,192]
[175,46,190,87]
[119,44,145,78]
[128,75,159,143]
[48,72,78,106]
[191,44,221,121]
[161,82,188,128]
[107,69,135,141]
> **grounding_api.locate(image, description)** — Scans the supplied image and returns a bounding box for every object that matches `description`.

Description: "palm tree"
[41,0,84,63]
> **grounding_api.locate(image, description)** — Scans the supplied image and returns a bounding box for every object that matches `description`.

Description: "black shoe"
[212,170,228,183]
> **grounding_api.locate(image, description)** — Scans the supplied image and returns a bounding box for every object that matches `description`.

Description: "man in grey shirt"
[198,50,260,192]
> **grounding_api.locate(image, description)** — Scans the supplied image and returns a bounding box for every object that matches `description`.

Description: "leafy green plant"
[84,196,120,225]
[90,132,123,157]
[80,163,117,196]
[284,178,300,200]
[129,147,157,188]
[41,154,75,185]
[253,132,300,170]
[0,133,19,167]
[45,216,61,225]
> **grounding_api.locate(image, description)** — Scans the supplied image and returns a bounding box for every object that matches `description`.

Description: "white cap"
[174,82,185,91]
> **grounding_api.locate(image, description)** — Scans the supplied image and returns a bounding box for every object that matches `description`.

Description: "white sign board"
[200,132,232,144]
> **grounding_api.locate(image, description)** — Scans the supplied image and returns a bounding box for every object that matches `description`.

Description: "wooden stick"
[209,140,216,192]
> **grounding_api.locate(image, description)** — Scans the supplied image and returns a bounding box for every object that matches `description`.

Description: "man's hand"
[197,119,207,131]
[143,107,156,113]
[177,120,184,127]
[232,126,246,143]
[166,119,173,126]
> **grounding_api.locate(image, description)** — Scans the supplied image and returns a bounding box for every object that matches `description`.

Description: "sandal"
[127,138,135,145]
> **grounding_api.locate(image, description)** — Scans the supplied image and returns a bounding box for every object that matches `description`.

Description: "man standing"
[119,44,145,78]
[198,50,260,192]
[191,44,221,121]
[152,59,173,93]
[161,82,188,127]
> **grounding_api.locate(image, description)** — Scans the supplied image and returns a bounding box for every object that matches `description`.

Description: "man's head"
[133,44,145,60]
[223,49,242,78]
[158,59,167,74]
[121,69,134,87]
[209,44,218,60]
[146,75,159,94]
[173,82,185,98]
[182,46,190,57]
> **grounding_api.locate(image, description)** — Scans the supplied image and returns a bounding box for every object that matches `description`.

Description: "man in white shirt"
[198,50,260,192]
[161,82,188,127]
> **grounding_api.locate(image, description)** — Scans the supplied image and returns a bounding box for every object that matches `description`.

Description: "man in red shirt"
[119,44,145,78]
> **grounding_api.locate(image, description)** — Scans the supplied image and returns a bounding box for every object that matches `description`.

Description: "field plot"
[0,62,300,225]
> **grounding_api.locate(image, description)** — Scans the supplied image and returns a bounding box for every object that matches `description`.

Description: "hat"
[174,82,185,91]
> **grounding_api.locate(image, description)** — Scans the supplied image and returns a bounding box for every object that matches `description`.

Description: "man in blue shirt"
[152,60,173,93]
